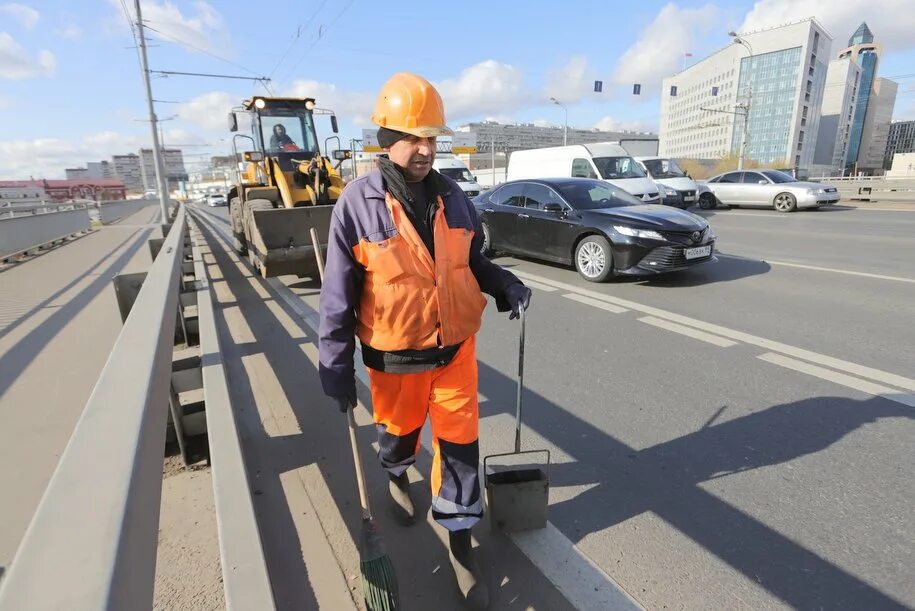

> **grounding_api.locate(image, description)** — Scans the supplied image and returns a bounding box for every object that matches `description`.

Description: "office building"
[659,18,831,171]
[112,154,144,191]
[138,148,188,192]
[812,58,861,176]
[885,120,915,169]
[454,121,657,154]
[837,23,897,172]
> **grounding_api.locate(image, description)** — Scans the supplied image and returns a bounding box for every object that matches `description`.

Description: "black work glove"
[506,282,532,320]
[331,383,357,413]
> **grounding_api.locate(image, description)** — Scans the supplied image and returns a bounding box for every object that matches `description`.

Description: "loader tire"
[229,197,248,255]
[244,199,275,273]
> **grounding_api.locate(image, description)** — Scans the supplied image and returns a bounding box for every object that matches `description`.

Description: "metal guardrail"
[0,207,92,260]
[187,213,277,609]
[0,208,187,611]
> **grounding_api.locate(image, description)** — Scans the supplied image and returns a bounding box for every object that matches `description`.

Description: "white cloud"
[543,56,599,105]
[739,0,914,51]
[58,24,82,40]
[287,80,376,126]
[613,3,719,91]
[177,91,238,131]
[594,116,656,133]
[435,60,527,120]
[113,0,227,54]
[0,3,39,29]
[532,118,554,128]
[0,32,55,79]
[0,132,144,180]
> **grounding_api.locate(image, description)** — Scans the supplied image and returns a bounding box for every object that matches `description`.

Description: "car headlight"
[807,188,824,195]
[663,187,678,197]
[614,225,664,240]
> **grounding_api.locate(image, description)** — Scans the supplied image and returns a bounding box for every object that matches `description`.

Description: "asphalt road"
[204,202,914,609]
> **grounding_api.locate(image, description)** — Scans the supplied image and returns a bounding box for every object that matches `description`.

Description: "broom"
[310,228,401,610]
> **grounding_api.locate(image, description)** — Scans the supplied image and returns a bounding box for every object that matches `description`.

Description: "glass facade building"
[846,49,877,163]
[730,47,803,164]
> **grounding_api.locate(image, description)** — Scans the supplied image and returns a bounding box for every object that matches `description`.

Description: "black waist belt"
[361,341,463,373]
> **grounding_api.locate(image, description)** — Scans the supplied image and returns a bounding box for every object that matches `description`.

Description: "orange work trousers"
[367,336,482,531]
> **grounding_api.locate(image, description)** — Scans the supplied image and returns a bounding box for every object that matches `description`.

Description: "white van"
[635,156,700,209]
[506,143,660,204]
[433,156,484,197]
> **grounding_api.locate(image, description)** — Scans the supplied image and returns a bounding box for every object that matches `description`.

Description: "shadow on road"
[476,358,913,609]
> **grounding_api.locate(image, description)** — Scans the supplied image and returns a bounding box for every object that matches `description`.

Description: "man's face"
[274,125,285,136]
[386,135,436,182]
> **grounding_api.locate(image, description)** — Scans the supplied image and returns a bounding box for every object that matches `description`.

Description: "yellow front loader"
[226,96,351,278]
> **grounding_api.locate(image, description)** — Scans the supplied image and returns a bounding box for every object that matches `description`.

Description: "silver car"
[704,169,840,212]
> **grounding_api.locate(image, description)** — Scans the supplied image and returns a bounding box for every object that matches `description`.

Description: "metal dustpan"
[484,304,550,532]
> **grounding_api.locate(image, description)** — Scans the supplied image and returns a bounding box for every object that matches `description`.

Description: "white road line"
[198,212,639,609]
[563,293,628,313]
[717,254,915,284]
[513,269,915,393]
[757,353,915,408]
[638,316,738,347]
[521,278,559,292]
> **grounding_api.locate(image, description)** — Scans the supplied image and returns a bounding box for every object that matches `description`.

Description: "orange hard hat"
[371,72,453,138]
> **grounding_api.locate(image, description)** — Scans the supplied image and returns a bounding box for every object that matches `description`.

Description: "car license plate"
[684,245,711,260]
[684,195,695,201]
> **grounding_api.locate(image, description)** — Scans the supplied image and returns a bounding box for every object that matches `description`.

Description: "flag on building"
[685,52,693,57]
[670,85,678,97]
[633,83,641,95]
[594,80,603,93]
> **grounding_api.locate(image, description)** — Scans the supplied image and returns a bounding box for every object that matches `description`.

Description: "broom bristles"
[359,518,400,610]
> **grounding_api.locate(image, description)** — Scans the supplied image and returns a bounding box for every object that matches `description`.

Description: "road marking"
[638,316,737,347]
[192,215,641,610]
[717,254,915,284]
[757,353,915,408]
[513,269,915,393]
[522,278,559,292]
[563,293,628,313]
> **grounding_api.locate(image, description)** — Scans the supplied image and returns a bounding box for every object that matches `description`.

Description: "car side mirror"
[333,149,351,161]
[228,112,238,132]
[243,150,264,162]
[758,180,767,184]
[543,203,563,213]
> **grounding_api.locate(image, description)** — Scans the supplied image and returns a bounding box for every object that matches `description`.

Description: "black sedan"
[472,178,717,282]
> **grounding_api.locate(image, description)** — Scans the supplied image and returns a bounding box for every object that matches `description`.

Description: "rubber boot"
[448,529,490,610]
[387,472,416,525]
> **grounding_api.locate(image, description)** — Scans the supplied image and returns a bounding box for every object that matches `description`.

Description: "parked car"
[205,193,227,207]
[472,178,716,282]
[703,169,840,212]
[696,183,718,210]
[635,156,700,209]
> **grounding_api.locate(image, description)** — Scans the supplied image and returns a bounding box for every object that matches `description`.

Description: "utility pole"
[490,136,495,186]
[550,97,568,146]
[729,32,754,171]
[134,0,170,222]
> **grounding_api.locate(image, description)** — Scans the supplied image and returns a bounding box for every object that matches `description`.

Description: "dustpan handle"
[514,302,525,454]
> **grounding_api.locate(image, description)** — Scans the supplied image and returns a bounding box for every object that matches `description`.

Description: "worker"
[269,123,298,151]
[318,72,531,608]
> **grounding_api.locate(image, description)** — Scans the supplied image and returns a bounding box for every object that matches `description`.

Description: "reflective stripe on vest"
[351,193,486,351]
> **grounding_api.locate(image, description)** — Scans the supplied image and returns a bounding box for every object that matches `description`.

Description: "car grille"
[661,226,709,245]
[638,243,714,269]
[824,187,837,193]
[465,190,479,197]
[679,190,696,198]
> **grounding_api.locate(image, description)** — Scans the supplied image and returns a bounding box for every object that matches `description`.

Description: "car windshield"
[555,181,641,210]
[439,167,474,182]
[643,158,685,179]
[593,156,646,179]
[761,170,796,183]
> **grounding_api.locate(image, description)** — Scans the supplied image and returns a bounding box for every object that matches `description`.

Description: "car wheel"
[698,192,717,210]
[574,235,614,282]
[773,192,797,213]
[480,222,494,258]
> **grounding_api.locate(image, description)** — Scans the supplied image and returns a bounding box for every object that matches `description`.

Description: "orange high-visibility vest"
[352,193,486,350]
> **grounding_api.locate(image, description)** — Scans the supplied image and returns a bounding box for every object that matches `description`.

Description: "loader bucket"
[247,205,334,278]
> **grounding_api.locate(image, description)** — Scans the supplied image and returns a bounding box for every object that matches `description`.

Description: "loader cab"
[246,97,321,172]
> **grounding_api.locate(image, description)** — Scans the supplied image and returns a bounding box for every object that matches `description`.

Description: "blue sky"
[1,0,913,178]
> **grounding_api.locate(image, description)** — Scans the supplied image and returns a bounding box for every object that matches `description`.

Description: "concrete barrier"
[98,199,159,224]
[0,208,91,260]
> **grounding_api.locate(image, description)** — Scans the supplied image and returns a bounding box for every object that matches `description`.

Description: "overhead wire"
[267,0,330,80]
[279,0,354,84]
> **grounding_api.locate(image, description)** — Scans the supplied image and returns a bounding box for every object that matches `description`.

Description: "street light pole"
[550,97,568,146]
[134,0,170,221]
[729,32,754,171]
